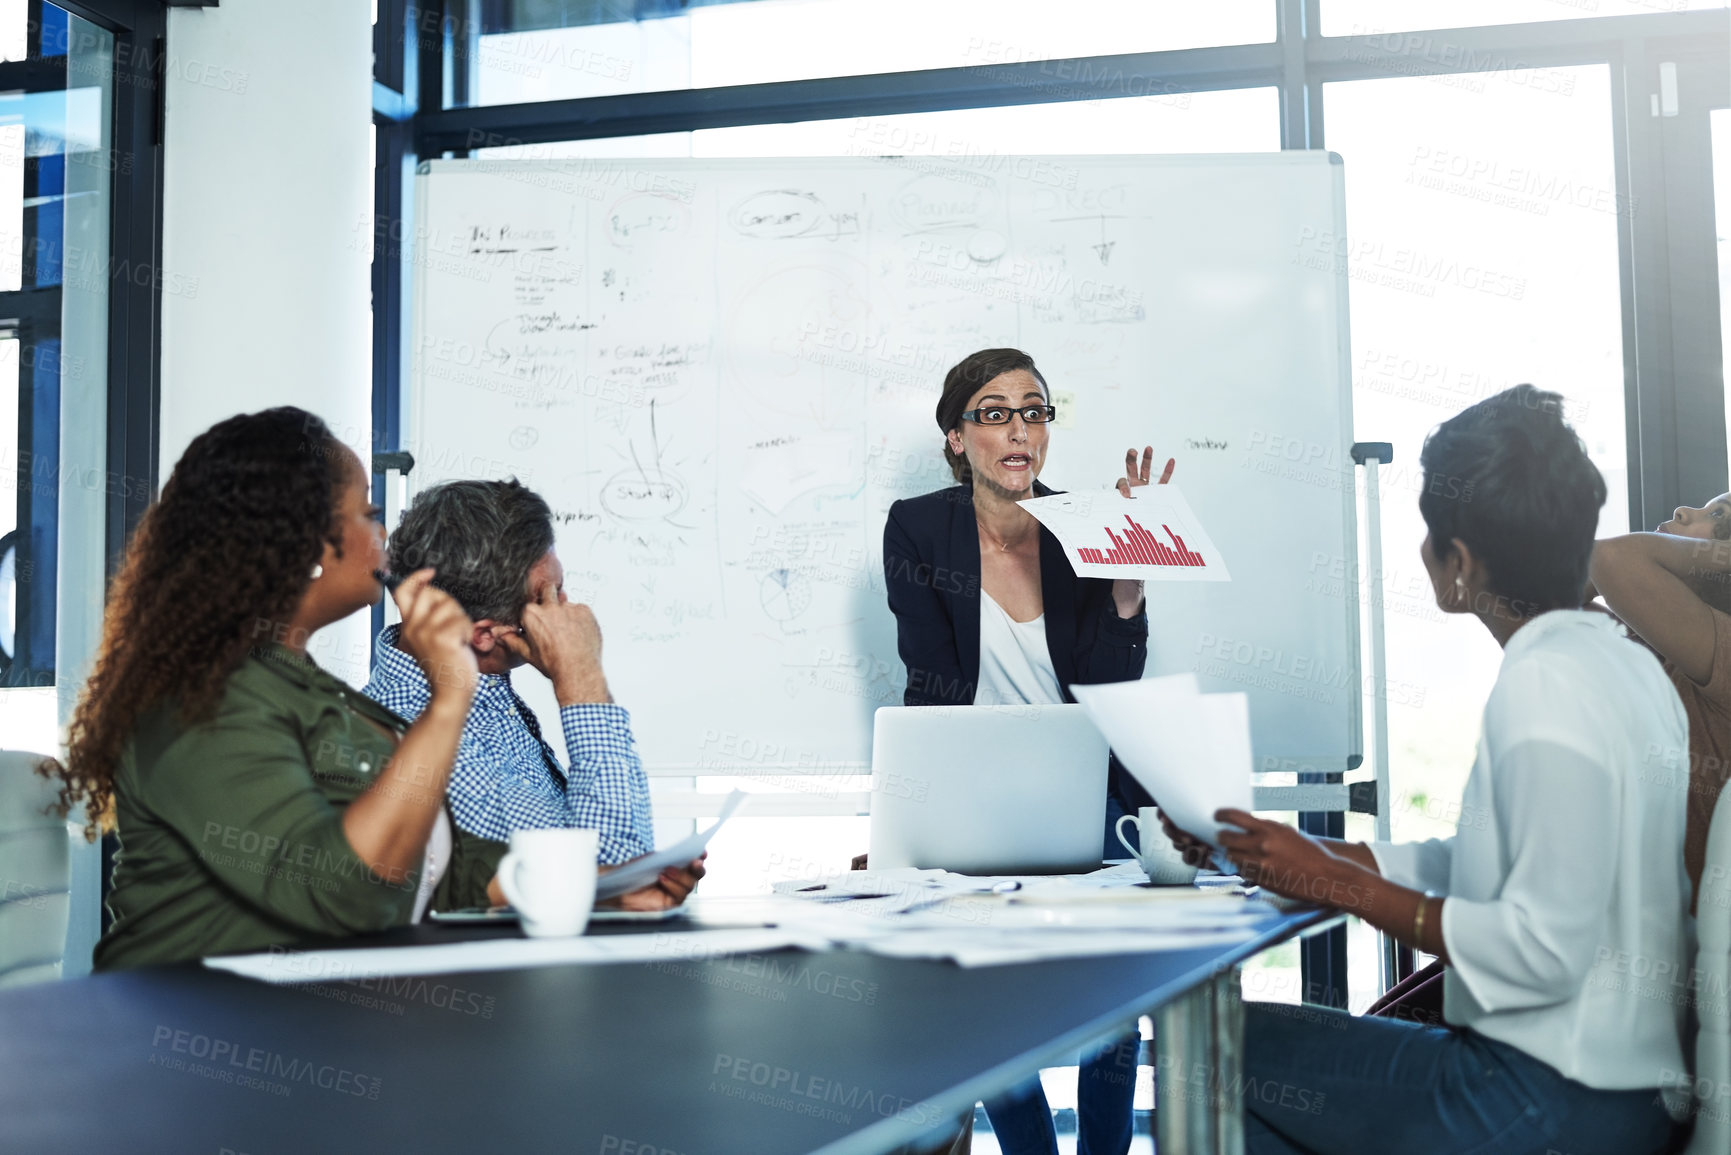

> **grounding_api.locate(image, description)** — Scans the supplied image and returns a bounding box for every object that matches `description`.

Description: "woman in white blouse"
[1165,385,1691,1154]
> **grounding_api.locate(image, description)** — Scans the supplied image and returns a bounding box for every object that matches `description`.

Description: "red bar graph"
[1077,516,1206,568]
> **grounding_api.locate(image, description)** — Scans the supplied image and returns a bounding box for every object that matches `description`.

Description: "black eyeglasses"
[961,405,1056,426]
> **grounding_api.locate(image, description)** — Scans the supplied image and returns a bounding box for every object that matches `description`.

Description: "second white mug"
[1116,806,1201,886]
[496,827,599,937]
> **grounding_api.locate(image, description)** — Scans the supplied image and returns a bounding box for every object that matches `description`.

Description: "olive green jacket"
[95,644,504,970]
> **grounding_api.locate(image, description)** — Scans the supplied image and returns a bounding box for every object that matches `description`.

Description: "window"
[470,0,1274,106]
[1324,0,1728,37]
[1326,66,1628,1007]
[0,3,118,718]
[0,0,165,976]
[476,86,1280,160]
[0,0,22,64]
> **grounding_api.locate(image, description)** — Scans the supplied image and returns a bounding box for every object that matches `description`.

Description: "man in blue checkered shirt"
[364,479,657,867]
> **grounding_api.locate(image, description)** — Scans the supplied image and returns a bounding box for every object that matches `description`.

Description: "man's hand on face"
[498,581,612,705]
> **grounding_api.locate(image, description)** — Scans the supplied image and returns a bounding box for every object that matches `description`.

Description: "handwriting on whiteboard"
[730,189,862,241]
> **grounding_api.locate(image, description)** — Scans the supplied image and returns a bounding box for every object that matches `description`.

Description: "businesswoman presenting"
[882,347,1170,1155]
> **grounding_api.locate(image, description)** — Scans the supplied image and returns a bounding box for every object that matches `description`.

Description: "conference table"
[0,901,1337,1155]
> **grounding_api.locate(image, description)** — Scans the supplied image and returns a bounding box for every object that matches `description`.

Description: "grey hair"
[388,479,555,624]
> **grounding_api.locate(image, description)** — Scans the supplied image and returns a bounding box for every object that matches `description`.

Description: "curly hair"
[38,407,351,836]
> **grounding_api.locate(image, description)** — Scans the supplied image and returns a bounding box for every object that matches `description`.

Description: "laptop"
[868,704,1110,875]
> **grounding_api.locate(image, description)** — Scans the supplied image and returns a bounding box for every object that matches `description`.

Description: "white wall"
[159,0,376,685]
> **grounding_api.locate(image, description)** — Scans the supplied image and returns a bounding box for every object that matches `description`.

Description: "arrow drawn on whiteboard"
[602,401,701,529]
[1049,214,1126,266]
[1092,215,1115,266]
[628,398,671,487]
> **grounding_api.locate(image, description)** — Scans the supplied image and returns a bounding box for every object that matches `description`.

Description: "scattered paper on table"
[203,927,824,985]
[855,928,1262,967]
[1019,486,1230,582]
[761,863,1283,965]
[770,868,1003,914]
[207,861,1292,980]
[597,790,746,899]
[1070,675,1254,848]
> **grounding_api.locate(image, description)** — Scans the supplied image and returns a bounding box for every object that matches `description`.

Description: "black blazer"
[882,481,1154,813]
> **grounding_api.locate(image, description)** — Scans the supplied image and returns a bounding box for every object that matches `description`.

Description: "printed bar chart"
[1077,516,1206,568]
[1020,486,1230,583]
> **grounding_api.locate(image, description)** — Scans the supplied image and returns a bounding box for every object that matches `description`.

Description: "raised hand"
[392,569,477,698]
[1116,446,1176,497]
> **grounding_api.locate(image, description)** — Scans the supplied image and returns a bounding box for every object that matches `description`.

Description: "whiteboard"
[410,153,1361,775]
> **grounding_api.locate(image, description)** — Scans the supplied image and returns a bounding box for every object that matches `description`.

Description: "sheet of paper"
[843,927,1263,968]
[769,868,1002,914]
[597,790,746,899]
[1019,486,1230,582]
[1070,678,1254,848]
[203,927,826,985]
[765,869,1271,944]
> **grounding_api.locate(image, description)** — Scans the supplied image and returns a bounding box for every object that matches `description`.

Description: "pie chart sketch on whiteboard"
[760,568,813,621]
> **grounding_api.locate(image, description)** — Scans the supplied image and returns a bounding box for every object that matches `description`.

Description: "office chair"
[1687,783,1731,1153]
[0,749,70,986]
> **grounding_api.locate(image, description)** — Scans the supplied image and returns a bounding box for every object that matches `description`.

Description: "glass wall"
[0,4,114,756]
[471,0,1274,105]
[1327,65,1628,856]
[1324,0,1727,37]
[476,87,1280,160]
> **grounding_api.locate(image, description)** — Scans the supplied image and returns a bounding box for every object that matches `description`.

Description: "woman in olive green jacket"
[40,407,487,969]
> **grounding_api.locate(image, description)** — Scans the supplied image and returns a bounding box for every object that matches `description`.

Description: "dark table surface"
[0,905,1333,1155]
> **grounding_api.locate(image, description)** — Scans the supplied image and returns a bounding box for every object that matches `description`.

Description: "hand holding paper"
[1069,675,1253,849]
[1020,485,1229,582]
[595,790,746,900]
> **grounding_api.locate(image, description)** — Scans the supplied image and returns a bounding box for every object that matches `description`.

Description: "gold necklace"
[981,523,1031,553]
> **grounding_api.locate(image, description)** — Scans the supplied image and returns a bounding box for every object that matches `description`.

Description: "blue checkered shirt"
[362,625,654,864]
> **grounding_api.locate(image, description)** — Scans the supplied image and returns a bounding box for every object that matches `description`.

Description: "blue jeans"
[983,1031,1138,1155]
[1241,1003,1678,1154]
[983,800,1143,1154]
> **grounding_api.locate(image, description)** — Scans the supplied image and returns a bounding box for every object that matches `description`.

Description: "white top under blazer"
[975,591,1064,707]
[1371,609,1692,1091]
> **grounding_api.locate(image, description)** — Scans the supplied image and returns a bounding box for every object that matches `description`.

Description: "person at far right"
[1163,385,1692,1154]
[1587,488,1731,912]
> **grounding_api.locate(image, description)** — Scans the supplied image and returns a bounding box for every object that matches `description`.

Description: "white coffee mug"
[496,828,599,937]
[1115,806,1201,886]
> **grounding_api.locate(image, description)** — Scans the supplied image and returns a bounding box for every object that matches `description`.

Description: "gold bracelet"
[1412,894,1429,949]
